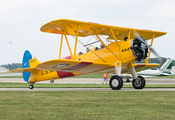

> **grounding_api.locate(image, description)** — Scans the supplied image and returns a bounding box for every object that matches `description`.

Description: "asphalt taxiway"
[0,88,175,91]
[0,77,175,84]
[0,77,175,91]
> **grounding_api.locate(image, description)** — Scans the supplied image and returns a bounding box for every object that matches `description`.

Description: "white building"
[172,66,175,73]
[0,67,8,72]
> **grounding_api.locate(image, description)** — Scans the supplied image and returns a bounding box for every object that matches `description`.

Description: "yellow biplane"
[9,19,167,90]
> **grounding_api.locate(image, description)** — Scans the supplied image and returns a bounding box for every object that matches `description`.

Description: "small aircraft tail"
[22,50,40,82]
[160,58,174,71]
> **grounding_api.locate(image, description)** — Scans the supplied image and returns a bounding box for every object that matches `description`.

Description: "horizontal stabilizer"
[9,68,37,73]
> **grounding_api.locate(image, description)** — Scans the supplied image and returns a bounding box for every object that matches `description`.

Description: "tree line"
[1,63,22,70]
[1,57,174,70]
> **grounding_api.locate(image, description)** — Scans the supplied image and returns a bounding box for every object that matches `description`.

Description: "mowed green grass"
[0,76,23,78]
[0,91,174,120]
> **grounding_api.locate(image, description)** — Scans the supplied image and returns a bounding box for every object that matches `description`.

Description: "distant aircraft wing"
[36,59,114,73]
[40,19,167,40]
[9,68,37,73]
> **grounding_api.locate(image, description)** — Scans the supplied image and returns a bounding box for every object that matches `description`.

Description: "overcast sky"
[0,0,175,65]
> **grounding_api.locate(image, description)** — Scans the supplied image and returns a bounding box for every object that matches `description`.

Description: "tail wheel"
[29,85,34,89]
[132,76,146,89]
[109,75,123,90]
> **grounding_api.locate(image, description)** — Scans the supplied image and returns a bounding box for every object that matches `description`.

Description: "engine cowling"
[130,38,148,61]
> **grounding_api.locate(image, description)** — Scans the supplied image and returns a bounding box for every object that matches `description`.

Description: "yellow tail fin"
[29,56,40,68]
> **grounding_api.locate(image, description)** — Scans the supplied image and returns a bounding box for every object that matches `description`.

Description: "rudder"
[22,50,33,82]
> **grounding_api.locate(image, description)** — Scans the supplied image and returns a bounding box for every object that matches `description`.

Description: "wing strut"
[128,30,131,40]
[73,24,79,60]
[70,35,107,63]
[64,31,73,58]
[145,33,155,63]
[109,29,118,45]
[59,32,64,59]
[95,34,121,60]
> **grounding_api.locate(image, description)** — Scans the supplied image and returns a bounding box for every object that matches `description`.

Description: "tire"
[109,75,123,90]
[29,85,34,89]
[132,76,146,89]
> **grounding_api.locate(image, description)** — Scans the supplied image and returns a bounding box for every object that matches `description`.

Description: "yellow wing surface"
[36,59,114,73]
[134,63,159,72]
[35,59,159,73]
[40,19,167,40]
[122,63,160,74]
[9,60,159,74]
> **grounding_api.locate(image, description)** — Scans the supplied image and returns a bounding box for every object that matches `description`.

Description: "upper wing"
[40,19,167,40]
[36,59,114,73]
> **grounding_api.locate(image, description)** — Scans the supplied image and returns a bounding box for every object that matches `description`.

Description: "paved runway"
[0,88,175,91]
[0,77,175,84]
[0,73,22,76]
[0,73,175,91]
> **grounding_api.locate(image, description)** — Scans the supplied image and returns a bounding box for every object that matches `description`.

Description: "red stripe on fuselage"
[61,61,92,71]
[57,71,74,78]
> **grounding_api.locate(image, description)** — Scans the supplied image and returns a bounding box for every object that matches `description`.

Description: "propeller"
[133,30,160,58]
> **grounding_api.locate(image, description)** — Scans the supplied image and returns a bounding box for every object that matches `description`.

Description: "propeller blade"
[133,30,147,44]
[149,46,159,57]
[133,30,141,38]
[148,46,161,62]
[133,30,161,61]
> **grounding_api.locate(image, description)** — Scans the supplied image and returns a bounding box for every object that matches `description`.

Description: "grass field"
[0,91,174,120]
[0,76,23,78]
[0,74,175,119]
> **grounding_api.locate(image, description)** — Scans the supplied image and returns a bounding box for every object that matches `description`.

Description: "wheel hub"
[112,79,119,87]
[134,78,141,87]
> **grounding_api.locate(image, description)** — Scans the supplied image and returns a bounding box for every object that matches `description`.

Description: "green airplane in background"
[121,58,174,82]
[137,58,174,77]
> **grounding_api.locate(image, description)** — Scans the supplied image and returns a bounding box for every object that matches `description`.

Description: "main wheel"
[132,76,146,89]
[29,85,34,89]
[109,75,123,90]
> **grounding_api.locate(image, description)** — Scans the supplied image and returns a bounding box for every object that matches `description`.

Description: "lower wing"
[134,63,160,72]
[36,59,114,73]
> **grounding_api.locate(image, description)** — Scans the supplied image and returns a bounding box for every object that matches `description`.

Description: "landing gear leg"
[29,85,34,89]
[128,67,146,89]
[109,65,123,90]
